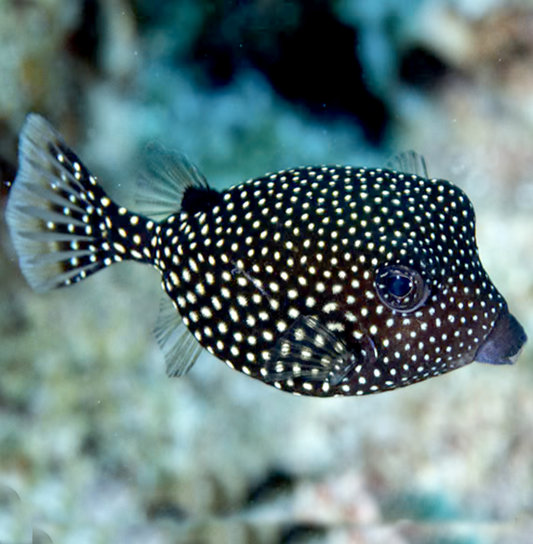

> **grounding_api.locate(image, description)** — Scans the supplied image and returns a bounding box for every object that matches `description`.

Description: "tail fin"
[6,114,155,292]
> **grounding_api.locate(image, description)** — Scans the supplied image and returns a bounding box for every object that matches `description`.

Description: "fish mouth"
[474,305,528,366]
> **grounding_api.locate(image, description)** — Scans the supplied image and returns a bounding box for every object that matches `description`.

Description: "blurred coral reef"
[1,0,533,543]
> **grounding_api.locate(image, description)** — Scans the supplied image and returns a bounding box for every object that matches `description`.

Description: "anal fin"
[154,294,203,378]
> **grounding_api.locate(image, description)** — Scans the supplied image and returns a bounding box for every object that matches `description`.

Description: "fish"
[5,114,527,397]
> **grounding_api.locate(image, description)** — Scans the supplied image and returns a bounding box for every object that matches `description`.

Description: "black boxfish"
[5,115,528,397]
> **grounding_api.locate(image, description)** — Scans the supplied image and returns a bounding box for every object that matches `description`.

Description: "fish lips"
[474,305,528,366]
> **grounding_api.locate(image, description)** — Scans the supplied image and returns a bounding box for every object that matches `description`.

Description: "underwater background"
[1,0,533,543]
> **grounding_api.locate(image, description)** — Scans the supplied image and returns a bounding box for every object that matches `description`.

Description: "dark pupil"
[386,274,412,297]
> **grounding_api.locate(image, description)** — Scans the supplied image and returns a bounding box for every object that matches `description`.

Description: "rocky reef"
[1,1,532,543]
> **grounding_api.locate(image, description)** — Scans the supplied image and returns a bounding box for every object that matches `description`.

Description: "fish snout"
[474,306,528,366]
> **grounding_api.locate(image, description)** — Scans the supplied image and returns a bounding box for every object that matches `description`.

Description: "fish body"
[5,115,527,397]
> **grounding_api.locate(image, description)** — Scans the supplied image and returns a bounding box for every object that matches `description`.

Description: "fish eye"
[374,264,429,313]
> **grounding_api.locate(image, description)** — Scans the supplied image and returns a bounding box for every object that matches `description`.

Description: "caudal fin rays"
[6,114,115,291]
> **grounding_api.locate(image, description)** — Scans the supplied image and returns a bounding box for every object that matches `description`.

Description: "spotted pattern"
[150,164,504,396]
[6,115,513,398]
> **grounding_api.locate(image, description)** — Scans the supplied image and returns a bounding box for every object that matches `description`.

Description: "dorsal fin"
[385,150,429,178]
[136,143,215,219]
